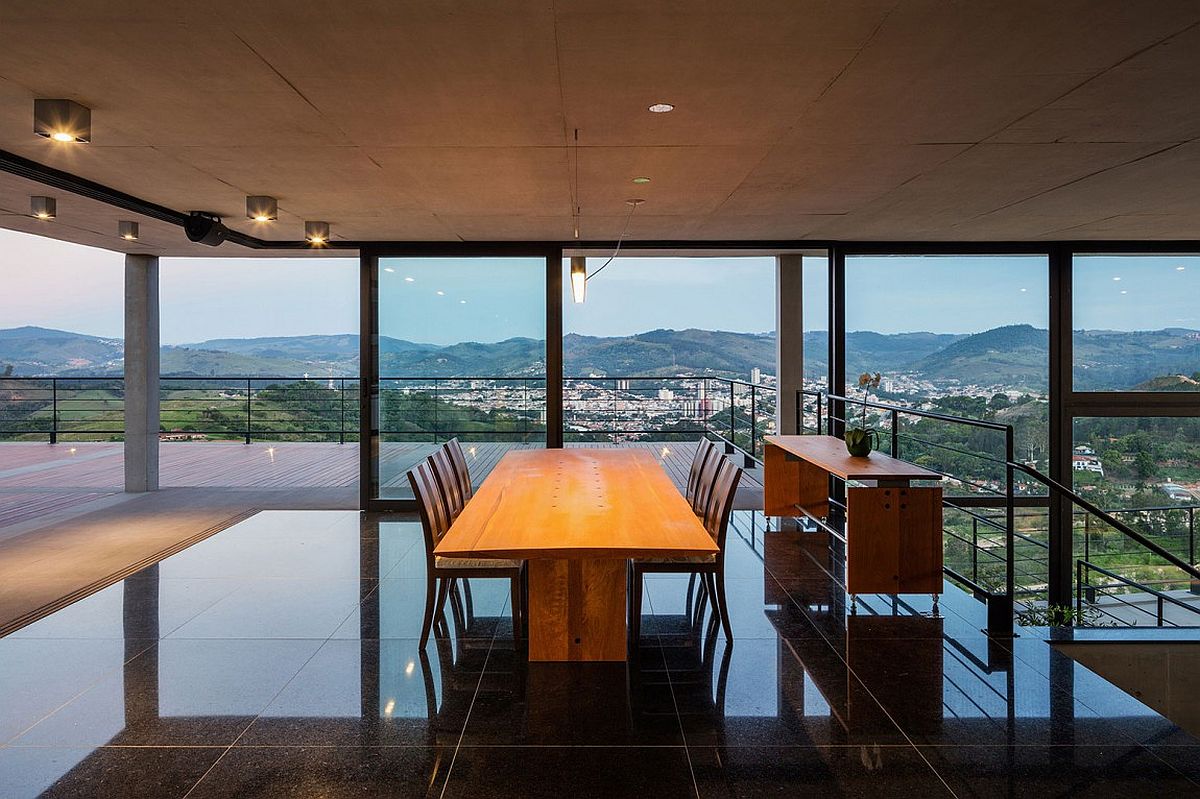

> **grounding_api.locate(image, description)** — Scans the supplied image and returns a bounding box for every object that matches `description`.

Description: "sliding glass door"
[366,255,549,502]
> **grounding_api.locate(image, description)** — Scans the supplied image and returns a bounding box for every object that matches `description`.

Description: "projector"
[184,212,228,246]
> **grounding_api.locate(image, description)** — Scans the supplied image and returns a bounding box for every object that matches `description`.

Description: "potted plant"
[845,372,881,457]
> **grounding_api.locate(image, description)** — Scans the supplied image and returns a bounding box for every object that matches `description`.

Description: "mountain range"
[1,324,1198,391]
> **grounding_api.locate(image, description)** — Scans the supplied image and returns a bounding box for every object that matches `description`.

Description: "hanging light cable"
[572,198,642,303]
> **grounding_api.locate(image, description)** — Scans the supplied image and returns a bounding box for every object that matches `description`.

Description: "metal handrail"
[1077,559,1200,626]
[1009,461,1200,585]
[798,387,1200,629]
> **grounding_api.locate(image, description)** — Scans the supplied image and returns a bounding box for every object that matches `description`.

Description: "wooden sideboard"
[763,435,944,596]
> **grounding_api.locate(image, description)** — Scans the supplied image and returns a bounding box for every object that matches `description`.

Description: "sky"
[3,229,1198,342]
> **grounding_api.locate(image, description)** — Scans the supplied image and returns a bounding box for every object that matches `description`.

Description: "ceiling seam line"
[705,1,901,222]
[982,18,1200,144]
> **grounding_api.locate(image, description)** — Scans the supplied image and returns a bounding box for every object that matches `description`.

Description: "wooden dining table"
[433,448,718,662]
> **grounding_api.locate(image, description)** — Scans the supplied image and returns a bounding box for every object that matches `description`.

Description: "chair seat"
[637,553,717,565]
[435,555,522,570]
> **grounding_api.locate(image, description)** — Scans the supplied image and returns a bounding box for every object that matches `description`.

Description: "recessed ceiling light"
[404,276,414,282]
[118,220,139,240]
[34,99,90,143]
[1019,288,1027,292]
[459,299,467,304]
[1112,276,1121,281]
[246,195,277,222]
[1176,266,1187,271]
[632,176,651,184]
[383,267,395,273]
[30,196,56,219]
[436,290,445,296]
[1121,290,1128,295]
[648,102,674,113]
[304,220,330,244]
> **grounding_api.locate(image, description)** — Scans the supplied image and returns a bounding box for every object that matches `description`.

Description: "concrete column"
[124,254,159,492]
[775,255,804,435]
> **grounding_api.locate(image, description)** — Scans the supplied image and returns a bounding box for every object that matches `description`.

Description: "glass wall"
[560,255,776,458]
[843,254,1049,471]
[374,257,546,500]
[1073,254,1200,391]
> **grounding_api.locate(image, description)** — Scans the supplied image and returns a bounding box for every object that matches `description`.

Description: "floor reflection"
[0,509,1198,797]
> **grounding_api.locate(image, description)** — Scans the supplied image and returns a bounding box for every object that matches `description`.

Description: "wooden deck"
[0,440,761,528]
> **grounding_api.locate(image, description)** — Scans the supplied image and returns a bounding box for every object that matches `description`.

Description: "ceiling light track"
[0,148,351,250]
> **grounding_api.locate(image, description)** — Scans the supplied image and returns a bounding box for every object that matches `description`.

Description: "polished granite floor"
[1,509,1198,798]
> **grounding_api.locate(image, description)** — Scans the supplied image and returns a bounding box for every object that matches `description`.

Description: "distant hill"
[1132,373,1200,391]
[0,326,123,375]
[2,324,1198,390]
[911,324,1048,389]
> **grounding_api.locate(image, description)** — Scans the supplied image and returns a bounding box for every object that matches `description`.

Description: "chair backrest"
[429,447,465,520]
[702,457,743,554]
[685,438,716,503]
[444,438,474,500]
[407,459,451,561]
[692,446,724,515]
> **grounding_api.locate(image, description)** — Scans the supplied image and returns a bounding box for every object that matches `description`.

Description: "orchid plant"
[844,371,881,457]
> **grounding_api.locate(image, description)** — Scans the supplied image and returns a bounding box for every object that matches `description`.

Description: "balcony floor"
[0,509,1197,798]
[0,440,762,531]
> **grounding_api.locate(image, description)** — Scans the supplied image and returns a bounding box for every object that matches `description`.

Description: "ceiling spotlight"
[34,99,91,143]
[648,102,674,113]
[30,196,56,219]
[1176,266,1187,272]
[184,211,228,246]
[459,299,467,304]
[570,256,587,304]
[436,290,445,296]
[304,220,330,244]
[632,176,651,184]
[246,195,278,222]
[404,276,415,282]
[1112,276,1121,281]
[118,220,139,241]
[383,267,395,273]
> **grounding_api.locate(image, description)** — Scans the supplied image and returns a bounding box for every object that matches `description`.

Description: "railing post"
[890,408,899,458]
[339,378,346,445]
[972,517,979,585]
[1190,508,1195,567]
[50,377,58,445]
[750,384,758,459]
[245,378,252,444]
[1076,560,1084,619]
[1157,595,1165,627]
[729,381,735,446]
[1004,425,1015,633]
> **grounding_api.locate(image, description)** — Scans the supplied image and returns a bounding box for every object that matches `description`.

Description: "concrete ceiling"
[1,0,1199,255]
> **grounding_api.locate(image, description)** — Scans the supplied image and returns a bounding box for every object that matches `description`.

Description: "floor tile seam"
[1004,638,1200,752]
[654,633,700,799]
[3,637,159,746]
[378,537,422,579]
[774,634,961,797]
[437,588,509,799]
[181,613,346,798]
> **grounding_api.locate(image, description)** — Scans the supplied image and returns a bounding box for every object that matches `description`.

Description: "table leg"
[527,558,627,661]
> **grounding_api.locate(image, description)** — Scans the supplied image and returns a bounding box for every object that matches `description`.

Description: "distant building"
[1073,445,1096,456]
[1160,482,1196,502]
[1072,454,1104,475]
[751,367,762,384]
[658,388,674,401]
[616,379,629,391]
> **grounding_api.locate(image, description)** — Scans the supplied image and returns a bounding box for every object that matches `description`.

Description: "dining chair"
[684,438,717,509]
[690,440,724,516]
[408,459,525,648]
[630,456,743,645]
[429,446,466,520]
[444,438,474,501]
